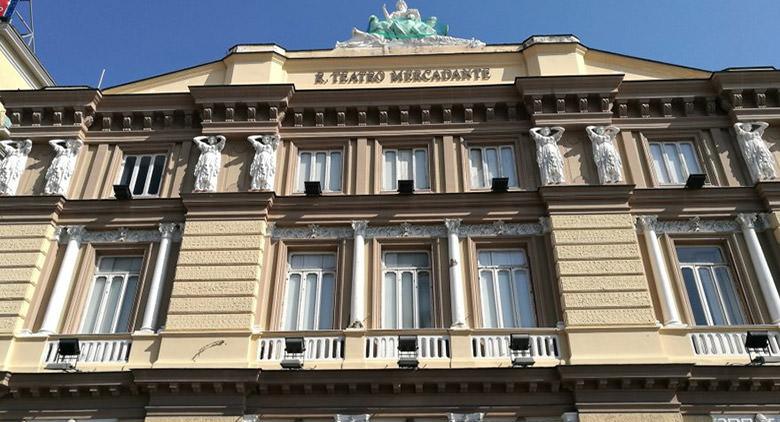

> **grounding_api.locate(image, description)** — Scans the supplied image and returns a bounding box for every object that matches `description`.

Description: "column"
[139,223,178,333]
[349,220,368,329]
[636,216,684,326]
[737,213,780,324]
[445,218,467,328]
[38,226,85,334]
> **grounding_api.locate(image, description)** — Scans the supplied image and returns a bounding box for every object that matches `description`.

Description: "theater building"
[1,3,780,422]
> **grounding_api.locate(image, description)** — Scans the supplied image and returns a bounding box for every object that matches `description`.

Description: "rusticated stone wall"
[0,223,56,333]
[550,214,657,326]
[165,219,265,331]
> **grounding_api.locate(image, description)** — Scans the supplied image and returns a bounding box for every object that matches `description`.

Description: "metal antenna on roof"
[97,68,106,89]
[10,0,36,52]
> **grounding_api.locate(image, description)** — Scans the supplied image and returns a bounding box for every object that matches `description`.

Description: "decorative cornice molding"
[270,221,546,240]
[56,224,183,244]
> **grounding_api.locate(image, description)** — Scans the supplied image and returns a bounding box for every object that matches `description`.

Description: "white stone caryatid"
[349,220,368,329]
[0,139,32,195]
[38,226,86,334]
[138,223,179,333]
[247,134,280,191]
[449,413,484,422]
[43,139,83,196]
[737,213,780,324]
[445,218,467,328]
[530,126,566,185]
[636,216,684,327]
[734,121,777,184]
[586,125,623,184]
[192,135,226,192]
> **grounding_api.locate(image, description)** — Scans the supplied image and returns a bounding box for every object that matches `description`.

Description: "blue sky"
[25,0,780,88]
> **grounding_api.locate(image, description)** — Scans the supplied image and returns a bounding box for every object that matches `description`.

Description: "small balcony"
[42,335,132,366]
[690,330,780,358]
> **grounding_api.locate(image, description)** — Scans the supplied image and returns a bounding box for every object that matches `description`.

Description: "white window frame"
[677,245,745,326]
[381,250,433,329]
[79,256,143,334]
[468,145,519,190]
[648,140,703,185]
[117,153,167,198]
[477,249,536,328]
[295,149,343,193]
[382,147,430,191]
[282,252,337,331]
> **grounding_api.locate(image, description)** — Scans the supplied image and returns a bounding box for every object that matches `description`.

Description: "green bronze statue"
[336,0,482,49]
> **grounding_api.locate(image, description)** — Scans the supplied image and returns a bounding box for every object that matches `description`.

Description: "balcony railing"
[690,331,780,357]
[471,334,560,359]
[364,335,450,359]
[258,336,344,361]
[42,338,132,364]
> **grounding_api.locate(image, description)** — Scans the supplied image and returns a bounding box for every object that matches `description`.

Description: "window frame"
[294,149,344,193]
[281,251,338,331]
[381,146,431,192]
[476,248,537,328]
[674,244,747,326]
[116,153,168,198]
[380,250,434,329]
[79,255,144,334]
[467,144,519,190]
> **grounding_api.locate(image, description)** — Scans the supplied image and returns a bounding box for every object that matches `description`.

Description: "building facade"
[1,5,780,422]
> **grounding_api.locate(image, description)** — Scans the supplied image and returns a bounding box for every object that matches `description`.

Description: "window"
[382,251,433,328]
[382,148,429,191]
[468,145,518,189]
[477,250,536,328]
[81,256,143,334]
[677,246,745,326]
[118,154,166,197]
[283,253,337,330]
[296,150,342,192]
[648,141,703,185]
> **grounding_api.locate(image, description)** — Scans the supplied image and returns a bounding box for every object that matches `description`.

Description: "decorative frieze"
[56,225,183,244]
[269,221,547,240]
[634,215,770,234]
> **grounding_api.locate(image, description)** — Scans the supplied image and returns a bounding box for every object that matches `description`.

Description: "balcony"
[253,328,565,369]
[42,336,132,365]
[690,330,780,358]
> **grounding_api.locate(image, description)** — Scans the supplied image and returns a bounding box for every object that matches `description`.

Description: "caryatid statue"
[586,125,624,184]
[247,134,279,191]
[43,139,83,196]
[733,121,777,183]
[530,126,566,185]
[0,139,32,196]
[192,135,226,192]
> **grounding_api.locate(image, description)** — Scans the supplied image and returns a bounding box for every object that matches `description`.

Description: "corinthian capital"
[736,213,758,230]
[64,225,86,243]
[636,215,659,232]
[351,220,368,236]
[158,223,179,238]
[444,218,462,235]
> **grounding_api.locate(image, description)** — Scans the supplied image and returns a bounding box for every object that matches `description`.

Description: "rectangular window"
[283,253,337,330]
[382,148,429,191]
[468,145,518,189]
[648,141,703,185]
[81,256,143,334]
[296,150,342,192]
[118,154,167,197]
[382,251,433,329]
[477,249,536,328]
[677,246,745,326]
